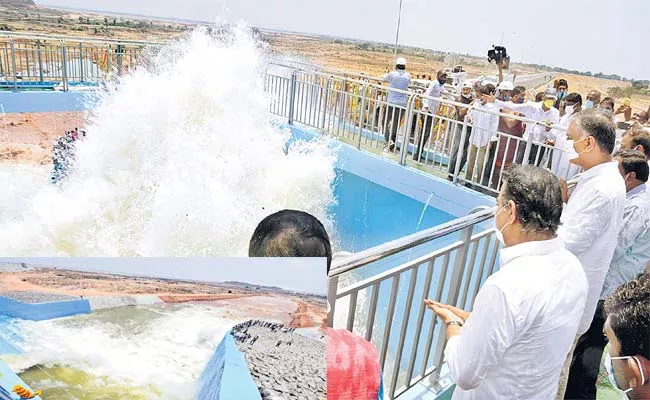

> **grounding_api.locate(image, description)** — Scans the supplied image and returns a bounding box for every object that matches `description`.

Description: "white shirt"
[495,100,560,144]
[468,103,499,147]
[447,238,587,400]
[551,112,582,179]
[382,70,412,107]
[557,161,626,333]
[423,80,444,112]
[600,184,650,299]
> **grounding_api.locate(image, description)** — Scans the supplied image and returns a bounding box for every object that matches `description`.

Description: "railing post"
[399,94,417,165]
[9,39,17,90]
[326,275,339,327]
[288,69,298,125]
[320,77,331,131]
[356,84,367,150]
[36,40,44,83]
[522,131,534,165]
[453,115,470,184]
[60,41,68,91]
[79,42,84,82]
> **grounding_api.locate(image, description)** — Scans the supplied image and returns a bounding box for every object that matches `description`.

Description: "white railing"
[328,207,499,398]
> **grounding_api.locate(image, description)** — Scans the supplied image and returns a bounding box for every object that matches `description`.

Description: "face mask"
[558,91,567,99]
[564,137,588,161]
[605,353,646,398]
[565,104,575,115]
[494,205,510,245]
[585,100,595,109]
[503,95,510,101]
[543,99,555,109]
[462,92,472,99]
[438,79,446,85]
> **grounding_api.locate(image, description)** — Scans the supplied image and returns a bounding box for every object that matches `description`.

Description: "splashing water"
[0,27,337,256]
[2,304,236,399]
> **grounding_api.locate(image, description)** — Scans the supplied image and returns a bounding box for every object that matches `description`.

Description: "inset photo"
[0,258,326,400]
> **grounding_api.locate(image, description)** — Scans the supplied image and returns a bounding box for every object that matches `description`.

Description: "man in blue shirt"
[381,57,411,152]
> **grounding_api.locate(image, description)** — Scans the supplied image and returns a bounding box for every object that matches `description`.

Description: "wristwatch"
[446,320,464,327]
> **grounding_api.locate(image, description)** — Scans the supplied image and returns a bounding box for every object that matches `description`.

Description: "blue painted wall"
[198,332,261,400]
[0,91,99,113]
[0,296,91,321]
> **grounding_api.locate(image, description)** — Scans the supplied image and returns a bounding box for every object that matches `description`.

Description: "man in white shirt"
[557,109,626,399]
[416,70,449,161]
[382,57,412,151]
[426,164,588,400]
[485,87,560,167]
[551,93,582,179]
[466,86,499,183]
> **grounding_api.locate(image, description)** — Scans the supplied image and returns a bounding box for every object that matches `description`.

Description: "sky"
[38,0,650,80]
[0,258,327,295]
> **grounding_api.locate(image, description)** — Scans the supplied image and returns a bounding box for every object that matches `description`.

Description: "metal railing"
[327,207,499,398]
[0,32,161,90]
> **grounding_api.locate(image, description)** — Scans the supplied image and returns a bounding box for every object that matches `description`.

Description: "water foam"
[5,304,236,399]
[0,27,337,256]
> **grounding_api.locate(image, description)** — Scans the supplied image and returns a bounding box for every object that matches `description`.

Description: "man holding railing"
[381,58,412,152]
[425,164,588,400]
[556,109,626,399]
[445,82,474,178]
[551,93,582,180]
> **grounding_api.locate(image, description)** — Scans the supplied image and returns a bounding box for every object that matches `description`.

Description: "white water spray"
[0,27,337,256]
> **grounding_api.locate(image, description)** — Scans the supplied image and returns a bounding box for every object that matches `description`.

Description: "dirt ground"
[0,268,327,328]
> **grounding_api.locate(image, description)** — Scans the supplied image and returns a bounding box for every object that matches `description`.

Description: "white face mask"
[564,104,575,116]
[564,137,587,161]
[605,353,646,399]
[585,100,595,109]
[494,205,510,245]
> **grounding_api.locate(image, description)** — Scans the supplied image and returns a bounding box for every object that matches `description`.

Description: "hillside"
[0,0,35,5]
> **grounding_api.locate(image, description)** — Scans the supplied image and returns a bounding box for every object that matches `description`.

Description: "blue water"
[331,170,455,253]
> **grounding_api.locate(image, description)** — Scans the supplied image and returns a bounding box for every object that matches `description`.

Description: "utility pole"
[393,0,404,57]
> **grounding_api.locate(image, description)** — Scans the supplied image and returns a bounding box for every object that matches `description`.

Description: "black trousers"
[564,300,607,399]
[447,123,472,179]
[384,105,405,150]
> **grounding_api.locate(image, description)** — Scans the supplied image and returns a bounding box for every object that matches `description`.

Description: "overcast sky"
[39,0,649,79]
[1,258,326,295]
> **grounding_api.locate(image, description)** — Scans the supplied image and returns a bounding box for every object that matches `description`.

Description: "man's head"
[632,111,648,124]
[600,97,616,113]
[249,210,332,271]
[557,79,568,99]
[511,86,526,104]
[614,149,649,192]
[437,70,447,84]
[497,81,514,101]
[535,91,545,103]
[621,128,650,160]
[496,165,563,247]
[603,273,650,396]
[461,82,473,99]
[566,109,617,169]
[395,57,407,70]
[564,93,583,116]
[585,90,602,109]
[477,85,491,104]
[542,87,558,111]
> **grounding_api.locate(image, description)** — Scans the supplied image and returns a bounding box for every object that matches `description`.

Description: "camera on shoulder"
[487,45,510,69]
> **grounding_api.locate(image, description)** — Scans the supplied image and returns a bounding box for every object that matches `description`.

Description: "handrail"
[329,206,497,277]
[0,31,165,46]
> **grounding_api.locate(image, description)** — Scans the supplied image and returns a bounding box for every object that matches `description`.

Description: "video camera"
[487,45,510,69]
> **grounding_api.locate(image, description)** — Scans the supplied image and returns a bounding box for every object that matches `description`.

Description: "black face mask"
[438,78,446,84]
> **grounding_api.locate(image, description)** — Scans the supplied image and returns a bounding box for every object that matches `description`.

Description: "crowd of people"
[380,58,650,194]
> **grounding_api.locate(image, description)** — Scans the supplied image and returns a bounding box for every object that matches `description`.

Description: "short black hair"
[614,149,649,182]
[500,164,563,235]
[600,97,616,109]
[557,79,568,88]
[604,273,650,359]
[249,210,332,271]
[565,93,582,105]
[535,92,545,102]
[477,85,491,96]
[573,109,617,154]
[512,86,526,97]
[629,130,650,159]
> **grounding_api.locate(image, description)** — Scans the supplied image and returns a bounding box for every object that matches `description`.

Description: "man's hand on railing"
[424,299,470,322]
[481,94,496,104]
[559,178,570,204]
